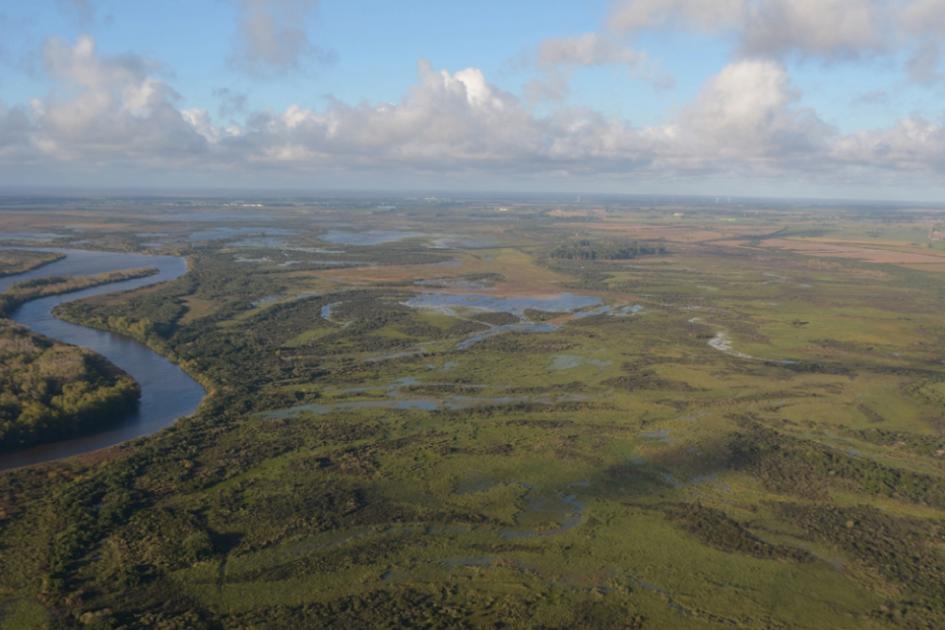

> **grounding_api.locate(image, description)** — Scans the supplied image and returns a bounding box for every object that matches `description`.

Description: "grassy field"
[0,197,943,628]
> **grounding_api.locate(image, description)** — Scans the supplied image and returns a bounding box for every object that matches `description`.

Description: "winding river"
[0,249,206,471]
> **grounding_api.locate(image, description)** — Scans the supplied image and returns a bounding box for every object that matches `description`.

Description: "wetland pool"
[320,229,421,246]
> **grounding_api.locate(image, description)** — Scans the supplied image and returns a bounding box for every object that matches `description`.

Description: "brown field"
[0,213,132,233]
[180,296,221,324]
[553,220,781,243]
[761,237,945,265]
[313,249,570,296]
[63,221,134,231]
[0,214,63,231]
[546,208,606,219]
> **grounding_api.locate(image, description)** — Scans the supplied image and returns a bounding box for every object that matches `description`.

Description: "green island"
[0,251,64,278]
[0,268,158,315]
[0,198,943,629]
[0,322,139,452]
[0,269,158,452]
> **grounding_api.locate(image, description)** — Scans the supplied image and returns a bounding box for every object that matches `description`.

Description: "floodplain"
[0,196,944,628]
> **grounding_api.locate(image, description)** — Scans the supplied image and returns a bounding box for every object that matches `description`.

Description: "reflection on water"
[252,295,281,307]
[321,301,344,322]
[549,354,612,370]
[414,277,495,290]
[230,236,290,249]
[456,322,557,350]
[0,248,178,293]
[491,477,593,540]
[403,292,605,350]
[707,330,755,360]
[404,292,601,317]
[573,303,643,319]
[0,231,69,242]
[148,211,270,222]
[640,429,671,443]
[700,323,796,365]
[320,229,420,246]
[501,489,585,540]
[188,227,294,242]
[427,236,499,249]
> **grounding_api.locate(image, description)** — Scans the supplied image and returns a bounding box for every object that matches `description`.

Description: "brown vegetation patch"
[762,238,945,265]
[554,221,781,243]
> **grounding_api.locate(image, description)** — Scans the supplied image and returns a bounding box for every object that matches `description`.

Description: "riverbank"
[0,249,205,471]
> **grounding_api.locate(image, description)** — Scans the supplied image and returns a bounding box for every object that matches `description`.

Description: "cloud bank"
[5,1,945,194]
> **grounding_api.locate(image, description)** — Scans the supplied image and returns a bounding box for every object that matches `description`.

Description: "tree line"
[549,239,667,261]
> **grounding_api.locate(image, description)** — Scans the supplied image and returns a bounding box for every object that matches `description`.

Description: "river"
[0,249,206,471]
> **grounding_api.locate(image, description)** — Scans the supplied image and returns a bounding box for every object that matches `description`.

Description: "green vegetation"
[0,267,153,451]
[0,322,139,451]
[0,199,944,628]
[549,238,667,261]
[775,503,945,626]
[0,250,63,277]
[0,268,157,315]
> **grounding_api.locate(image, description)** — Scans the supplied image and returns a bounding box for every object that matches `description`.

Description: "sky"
[2,0,945,201]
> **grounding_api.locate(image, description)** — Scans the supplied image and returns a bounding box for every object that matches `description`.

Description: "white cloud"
[0,103,34,161]
[526,33,671,101]
[741,0,887,59]
[899,0,945,83]
[608,1,915,65]
[536,33,647,69]
[8,36,945,191]
[230,0,333,76]
[35,36,208,161]
[692,59,793,124]
[56,0,96,25]
[213,87,249,119]
[665,60,832,174]
[899,0,945,35]
[832,116,945,173]
[609,0,745,33]
[231,61,541,167]
[195,58,945,181]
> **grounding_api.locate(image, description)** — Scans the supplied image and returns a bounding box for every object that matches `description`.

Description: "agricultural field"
[0,196,944,628]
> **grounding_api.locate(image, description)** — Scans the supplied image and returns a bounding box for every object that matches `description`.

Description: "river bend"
[0,249,205,471]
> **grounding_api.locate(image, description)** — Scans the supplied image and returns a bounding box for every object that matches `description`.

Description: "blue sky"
[3,0,945,200]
